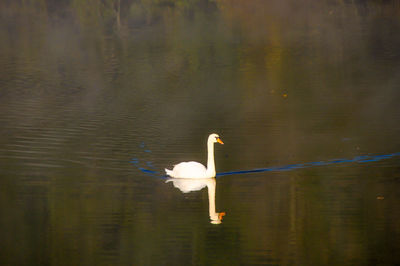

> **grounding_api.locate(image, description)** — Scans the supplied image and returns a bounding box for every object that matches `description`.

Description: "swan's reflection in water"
[166,178,226,224]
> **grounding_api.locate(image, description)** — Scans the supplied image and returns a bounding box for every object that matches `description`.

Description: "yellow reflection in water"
[166,178,225,224]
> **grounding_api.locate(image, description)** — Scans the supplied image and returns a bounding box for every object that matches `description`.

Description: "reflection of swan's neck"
[206,178,225,224]
[206,139,215,177]
[166,177,224,224]
[206,178,217,220]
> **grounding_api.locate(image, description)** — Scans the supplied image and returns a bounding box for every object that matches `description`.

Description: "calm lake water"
[1,1,400,265]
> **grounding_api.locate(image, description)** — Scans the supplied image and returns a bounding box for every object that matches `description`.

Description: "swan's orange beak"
[217,138,224,144]
[218,212,226,220]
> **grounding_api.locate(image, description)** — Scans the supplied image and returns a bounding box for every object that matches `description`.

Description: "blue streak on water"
[131,158,160,177]
[132,141,161,176]
[131,151,400,178]
[131,158,139,164]
[146,161,154,168]
[138,168,158,174]
[216,152,400,177]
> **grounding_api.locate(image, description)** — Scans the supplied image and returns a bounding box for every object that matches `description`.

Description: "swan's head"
[209,133,224,145]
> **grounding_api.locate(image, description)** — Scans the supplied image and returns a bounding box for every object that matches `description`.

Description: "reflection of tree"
[1,0,400,265]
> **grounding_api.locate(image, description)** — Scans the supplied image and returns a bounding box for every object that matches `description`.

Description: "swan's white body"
[165,133,223,179]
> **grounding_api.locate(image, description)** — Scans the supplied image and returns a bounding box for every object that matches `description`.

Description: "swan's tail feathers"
[165,168,173,177]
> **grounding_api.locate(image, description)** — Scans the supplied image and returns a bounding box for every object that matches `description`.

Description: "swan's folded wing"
[170,161,207,178]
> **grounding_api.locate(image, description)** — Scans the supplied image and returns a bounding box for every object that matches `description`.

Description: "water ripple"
[132,152,400,178]
[216,152,400,177]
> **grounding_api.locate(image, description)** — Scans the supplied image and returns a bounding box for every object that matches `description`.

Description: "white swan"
[166,177,226,224]
[165,133,224,178]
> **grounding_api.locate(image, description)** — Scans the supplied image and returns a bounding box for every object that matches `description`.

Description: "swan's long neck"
[206,139,216,178]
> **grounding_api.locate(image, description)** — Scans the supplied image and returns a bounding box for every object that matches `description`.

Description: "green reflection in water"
[0,0,400,265]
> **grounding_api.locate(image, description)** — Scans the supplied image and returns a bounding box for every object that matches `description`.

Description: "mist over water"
[1,1,400,265]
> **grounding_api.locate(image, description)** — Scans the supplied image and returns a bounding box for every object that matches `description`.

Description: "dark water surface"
[1,1,400,265]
